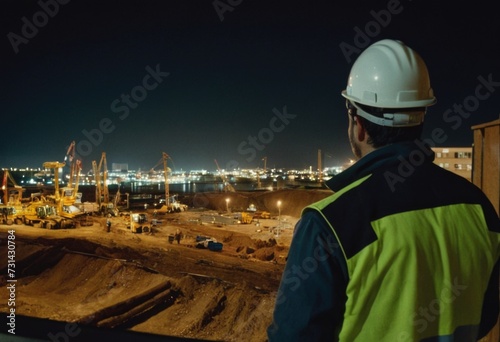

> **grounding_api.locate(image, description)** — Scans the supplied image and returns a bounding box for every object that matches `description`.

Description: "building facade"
[431,147,472,182]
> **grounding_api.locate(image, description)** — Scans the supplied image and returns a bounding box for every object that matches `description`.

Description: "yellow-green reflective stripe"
[305,174,372,262]
[341,204,496,341]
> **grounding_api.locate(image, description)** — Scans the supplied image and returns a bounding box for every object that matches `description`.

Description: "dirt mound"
[0,238,274,341]
[193,188,331,217]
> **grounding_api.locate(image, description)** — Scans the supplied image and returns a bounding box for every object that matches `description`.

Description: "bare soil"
[0,189,331,342]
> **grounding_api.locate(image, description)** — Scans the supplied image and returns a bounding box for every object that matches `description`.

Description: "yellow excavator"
[1,169,25,225]
[20,161,76,229]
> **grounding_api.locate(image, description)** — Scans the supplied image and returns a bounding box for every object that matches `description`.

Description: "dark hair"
[358,117,423,148]
[352,102,424,148]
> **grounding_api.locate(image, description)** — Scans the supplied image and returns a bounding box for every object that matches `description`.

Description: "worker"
[175,228,181,244]
[106,214,111,233]
[267,39,500,341]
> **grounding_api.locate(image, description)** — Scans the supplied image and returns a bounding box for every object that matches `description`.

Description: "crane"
[60,141,82,206]
[1,169,23,206]
[92,152,117,216]
[153,152,187,214]
[42,161,66,204]
[214,159,235,192]
[148,153,171,207]
[257,156,268,189]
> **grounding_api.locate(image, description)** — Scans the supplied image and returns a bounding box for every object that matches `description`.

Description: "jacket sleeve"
[267,211,348,341]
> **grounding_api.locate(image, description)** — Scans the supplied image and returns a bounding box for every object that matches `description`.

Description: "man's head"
[342,39,436,158]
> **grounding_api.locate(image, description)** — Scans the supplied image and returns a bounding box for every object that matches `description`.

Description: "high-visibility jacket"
[268,141,500,341]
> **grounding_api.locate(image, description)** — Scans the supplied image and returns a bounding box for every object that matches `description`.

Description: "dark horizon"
[2,1,499,172]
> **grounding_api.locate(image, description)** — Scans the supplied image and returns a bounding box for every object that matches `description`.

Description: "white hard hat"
[342,39,436,127]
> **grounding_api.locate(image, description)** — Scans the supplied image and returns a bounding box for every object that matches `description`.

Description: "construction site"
[1,119,499,342]
[0,140,334,341]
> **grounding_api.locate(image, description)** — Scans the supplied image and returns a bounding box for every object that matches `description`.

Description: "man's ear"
[355,116,366,142]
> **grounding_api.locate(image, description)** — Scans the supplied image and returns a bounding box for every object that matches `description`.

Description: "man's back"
[313,143,500,340]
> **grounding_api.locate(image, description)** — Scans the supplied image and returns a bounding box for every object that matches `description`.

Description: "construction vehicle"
[22,203,76,229]
[154,152,188,213]
[156,195,188,214]
[239,211,253,224]
[42,160,89,225]
[61,141,84,208]
[1,169,24,206]
[92,152,119,216]
[0,205,18,225]
[129,212,150,233]
[18,155,89,228]
[253,210,271,219]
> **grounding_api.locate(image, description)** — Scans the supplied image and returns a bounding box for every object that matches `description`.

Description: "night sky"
[2,1,499,173]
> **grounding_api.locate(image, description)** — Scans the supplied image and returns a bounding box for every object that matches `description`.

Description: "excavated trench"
[0,236,276,341]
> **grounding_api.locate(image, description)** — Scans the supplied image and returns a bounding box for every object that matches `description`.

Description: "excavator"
[21,141,89,229]
[21,161,76,229]
[0,169,24,225]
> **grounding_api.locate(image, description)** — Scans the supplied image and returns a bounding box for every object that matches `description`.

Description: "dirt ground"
[0,189,331,342]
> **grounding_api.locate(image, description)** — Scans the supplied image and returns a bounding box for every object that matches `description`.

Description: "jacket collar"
[326,141,435,192]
